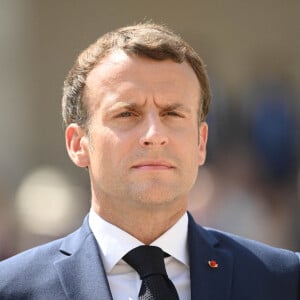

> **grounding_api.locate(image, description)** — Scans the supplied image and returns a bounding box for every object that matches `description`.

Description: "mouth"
[131,160,175,171]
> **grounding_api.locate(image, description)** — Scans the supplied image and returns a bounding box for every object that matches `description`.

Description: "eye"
[116,111,136,118]
[164,111,183,117]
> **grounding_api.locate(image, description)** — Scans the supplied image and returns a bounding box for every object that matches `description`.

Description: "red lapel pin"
[208,260,218,268]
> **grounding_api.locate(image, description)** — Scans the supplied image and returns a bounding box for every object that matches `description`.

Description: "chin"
[126,178,192,204]
[131,187,185,206]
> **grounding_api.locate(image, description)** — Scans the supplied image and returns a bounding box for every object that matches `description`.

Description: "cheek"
[90,131,133,167]
[175,133,199,165]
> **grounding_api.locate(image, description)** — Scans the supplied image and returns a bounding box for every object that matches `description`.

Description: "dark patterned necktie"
[123,245,179,300]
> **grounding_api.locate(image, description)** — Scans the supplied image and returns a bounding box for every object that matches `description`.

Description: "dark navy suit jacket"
[0,213,299,299]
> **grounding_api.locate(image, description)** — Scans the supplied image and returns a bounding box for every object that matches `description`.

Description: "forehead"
[85,50,200,107]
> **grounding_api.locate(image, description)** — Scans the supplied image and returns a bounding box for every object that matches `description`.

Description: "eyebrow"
[108,102,141,111]
[107,101,192,115]
[158,103,191,113]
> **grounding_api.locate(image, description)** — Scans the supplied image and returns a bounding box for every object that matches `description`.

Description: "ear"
[65,124,90,168]
[198,122,208,166]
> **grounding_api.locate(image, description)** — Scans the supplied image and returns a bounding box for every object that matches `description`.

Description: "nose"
[139,115,169,147]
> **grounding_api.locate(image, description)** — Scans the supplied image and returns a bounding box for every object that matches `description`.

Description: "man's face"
[66,50,208,213]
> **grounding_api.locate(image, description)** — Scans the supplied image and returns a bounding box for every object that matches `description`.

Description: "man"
[0,22,299,299]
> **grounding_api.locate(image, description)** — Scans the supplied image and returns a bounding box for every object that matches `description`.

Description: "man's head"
[62,22,211,131]
[64,22,210,227]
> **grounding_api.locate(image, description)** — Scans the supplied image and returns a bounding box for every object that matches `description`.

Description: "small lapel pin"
[208,260,218,268]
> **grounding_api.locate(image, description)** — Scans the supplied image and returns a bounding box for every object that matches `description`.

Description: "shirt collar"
[89,208,189,273]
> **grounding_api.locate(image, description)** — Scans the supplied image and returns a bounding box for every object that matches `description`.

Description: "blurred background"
[0,0,299,260]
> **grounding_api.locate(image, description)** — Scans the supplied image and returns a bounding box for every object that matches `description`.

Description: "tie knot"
[123,245,167,279]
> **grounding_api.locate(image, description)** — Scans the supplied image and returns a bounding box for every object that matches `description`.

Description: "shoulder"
[188,216,300,298]
[0,215,91,272]
[0,237,64,271]
[188,214,300,283]
[0,238,66,299]
[209,228,299,263]
[188,213,299,268]
[206,228,300,286]
[206,227,300,294]
[0,238,65,278]
[0,216,92,298]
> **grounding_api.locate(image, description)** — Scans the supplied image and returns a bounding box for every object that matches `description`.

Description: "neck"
[92,198,187,244]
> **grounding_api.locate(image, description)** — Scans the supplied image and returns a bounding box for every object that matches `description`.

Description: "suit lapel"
[54,216,113,300]
[188,213,233,300]
[52,213,233,299]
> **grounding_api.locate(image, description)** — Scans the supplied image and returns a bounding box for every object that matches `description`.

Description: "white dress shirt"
[89,209,191,300]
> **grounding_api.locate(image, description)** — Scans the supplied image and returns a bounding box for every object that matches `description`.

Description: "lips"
[131,160,175,170]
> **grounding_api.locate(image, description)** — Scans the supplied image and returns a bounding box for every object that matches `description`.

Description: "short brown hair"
[62,22,211,129]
